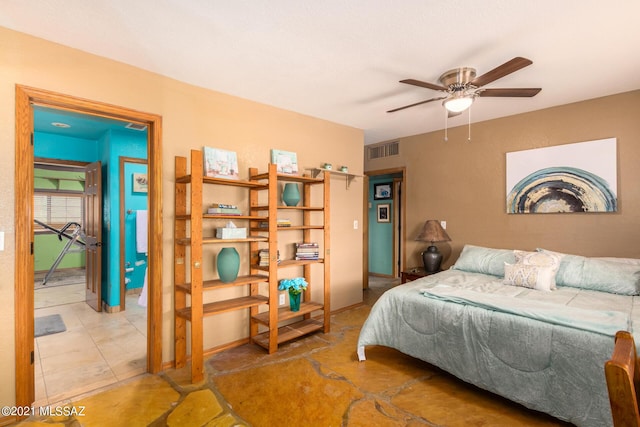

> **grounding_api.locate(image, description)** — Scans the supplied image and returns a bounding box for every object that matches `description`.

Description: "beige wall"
[0,27,364,407]
[366,90,640,270]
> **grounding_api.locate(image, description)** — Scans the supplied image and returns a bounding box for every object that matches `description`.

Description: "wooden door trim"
[119,157,148,310]
[15,85,163,408]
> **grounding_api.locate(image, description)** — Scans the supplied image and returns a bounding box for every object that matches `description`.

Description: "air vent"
[125,122,147,131]
[368,141,399,159]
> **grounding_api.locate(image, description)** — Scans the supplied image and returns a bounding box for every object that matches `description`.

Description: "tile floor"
[33,281,147,407]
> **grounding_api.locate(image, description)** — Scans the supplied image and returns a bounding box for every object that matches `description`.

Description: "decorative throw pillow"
[503,262,555,291]
[451,244,516,277]
[538,249,640,295]
[513,250,564,289]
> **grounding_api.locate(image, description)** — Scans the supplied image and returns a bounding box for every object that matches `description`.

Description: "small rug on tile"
[34,314,66,337]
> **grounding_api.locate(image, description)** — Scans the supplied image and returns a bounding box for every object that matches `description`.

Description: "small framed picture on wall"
[377,204,390,222]
[373,182,392,200]
[133,173,148,193]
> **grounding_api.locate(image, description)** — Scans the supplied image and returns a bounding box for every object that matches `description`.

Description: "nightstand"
[401,267,438,284]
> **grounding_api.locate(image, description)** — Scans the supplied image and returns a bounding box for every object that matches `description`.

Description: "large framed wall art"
[506,138,617,214]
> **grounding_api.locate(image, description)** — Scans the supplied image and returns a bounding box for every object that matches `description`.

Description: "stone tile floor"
[12,278,573,426]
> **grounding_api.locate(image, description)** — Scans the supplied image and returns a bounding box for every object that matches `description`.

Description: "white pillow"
[503,262,555,291]
[513,250,564,289]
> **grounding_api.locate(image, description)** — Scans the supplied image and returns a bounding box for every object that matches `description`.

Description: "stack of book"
[258,218,292,228]
[295,242,319,260]
[258,249,280,266]
[207,203,242,215]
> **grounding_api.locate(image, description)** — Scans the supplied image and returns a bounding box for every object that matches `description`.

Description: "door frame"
[119,156,148,310]
[363,167,407,289]
[15,85,163,407]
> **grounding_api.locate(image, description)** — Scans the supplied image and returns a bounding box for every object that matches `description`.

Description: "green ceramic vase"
[282,183,300,206]
[217,247,240,283]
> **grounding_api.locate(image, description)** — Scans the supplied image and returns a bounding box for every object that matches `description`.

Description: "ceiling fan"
[388,57,541,115]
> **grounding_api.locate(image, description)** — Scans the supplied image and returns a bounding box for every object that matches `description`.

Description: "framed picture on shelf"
[203,147,239,180]
[377,204,390,222]
[373,182,392,200]
[271,149,299,175]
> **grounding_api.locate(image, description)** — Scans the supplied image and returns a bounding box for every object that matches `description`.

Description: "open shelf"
[252,319,325,349]
[176,236,268,245]
[252,301,324,326]
[175,274,269,294]
[176,174,268,189]
[175,295,269,320]
[306,167,361,189]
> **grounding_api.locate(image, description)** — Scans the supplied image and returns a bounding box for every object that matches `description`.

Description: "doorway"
[363,167,406,289]
[15,85,163,408]
[119,157,149,311]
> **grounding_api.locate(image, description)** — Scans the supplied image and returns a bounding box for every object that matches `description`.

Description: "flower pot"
[282,183,301,206]
[289,290,301,312]
[217,247,240,283]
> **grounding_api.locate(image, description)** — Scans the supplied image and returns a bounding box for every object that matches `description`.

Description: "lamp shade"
[416,220,450,273]
[415,220,451,244]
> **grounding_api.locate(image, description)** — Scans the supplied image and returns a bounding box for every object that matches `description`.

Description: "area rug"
[34,314,66,338]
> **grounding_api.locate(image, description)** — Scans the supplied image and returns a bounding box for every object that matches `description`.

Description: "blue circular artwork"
[507,167,616,213]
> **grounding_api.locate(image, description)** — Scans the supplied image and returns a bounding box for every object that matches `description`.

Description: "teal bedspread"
[357,269,640,427]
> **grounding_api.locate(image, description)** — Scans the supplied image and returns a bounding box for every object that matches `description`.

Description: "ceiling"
[4,1,640,144]
[34,106,147,140]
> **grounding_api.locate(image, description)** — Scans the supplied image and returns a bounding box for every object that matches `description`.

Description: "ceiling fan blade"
[478,88,541,97]
[400,79,448,91]
[470,57,533,87]
[387,96,446,113]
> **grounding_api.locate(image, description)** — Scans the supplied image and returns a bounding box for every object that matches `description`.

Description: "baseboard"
[102,302,120,313]
[368,272,395,278]
[163,338,250,370]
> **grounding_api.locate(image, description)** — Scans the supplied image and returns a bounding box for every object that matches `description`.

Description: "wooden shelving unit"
[174,149,330,382]
[250,165,330,354]
[174,150,271,383]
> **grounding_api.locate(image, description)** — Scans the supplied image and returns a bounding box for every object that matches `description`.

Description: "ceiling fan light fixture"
[443,95,474,113]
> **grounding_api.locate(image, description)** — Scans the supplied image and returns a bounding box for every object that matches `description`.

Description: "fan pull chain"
[467,106,472,142]
[444,108,448,142]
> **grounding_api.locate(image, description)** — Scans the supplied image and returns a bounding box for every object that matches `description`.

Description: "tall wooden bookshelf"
[250,166,330,353]
[174,149,330,382]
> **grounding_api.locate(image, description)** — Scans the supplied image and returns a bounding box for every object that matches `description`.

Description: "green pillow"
[452,244,516,277]
[538,249,640,295]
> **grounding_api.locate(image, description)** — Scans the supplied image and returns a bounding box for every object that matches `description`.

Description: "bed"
[357,245,640,427]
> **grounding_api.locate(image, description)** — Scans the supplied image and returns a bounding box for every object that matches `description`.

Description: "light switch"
[353,220,359,230]
[0,231,4,251]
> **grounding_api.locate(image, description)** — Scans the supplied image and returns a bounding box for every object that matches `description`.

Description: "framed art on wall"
[506,138,617,214]
[373,182,392,200]
[377,204,390,222]
[132,173,148,193]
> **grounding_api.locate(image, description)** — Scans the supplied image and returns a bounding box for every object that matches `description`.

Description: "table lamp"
[415,220,451,273]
